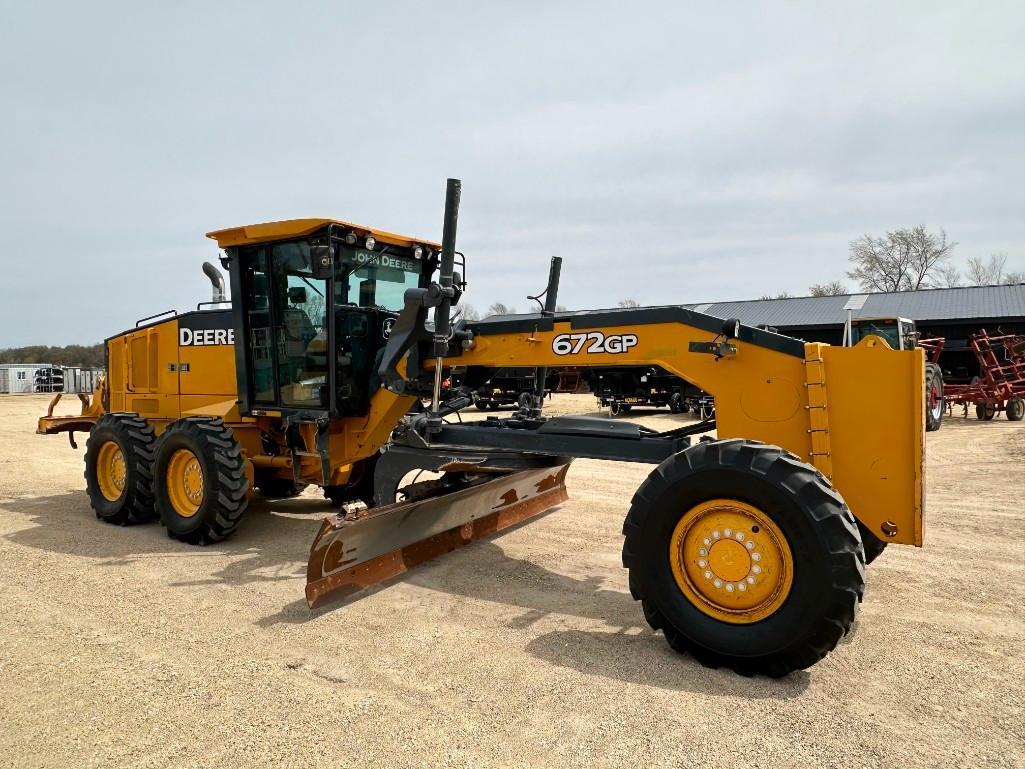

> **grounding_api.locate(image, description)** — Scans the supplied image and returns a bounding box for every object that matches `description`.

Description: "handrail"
[135,309,177,327]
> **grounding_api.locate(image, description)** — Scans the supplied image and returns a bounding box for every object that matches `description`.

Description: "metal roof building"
[682,284,1025,335]
[683,283,1025,382]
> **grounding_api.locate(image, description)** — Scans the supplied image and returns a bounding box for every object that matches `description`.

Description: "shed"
[683,284,1025,381]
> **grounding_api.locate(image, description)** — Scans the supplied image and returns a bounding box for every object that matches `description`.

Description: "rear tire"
[153,417,249,544]
[924,363,943,432]
[84,413,157,525]
[622,439,864,677]
[517,391,533,410]
[1006,398,1024,421]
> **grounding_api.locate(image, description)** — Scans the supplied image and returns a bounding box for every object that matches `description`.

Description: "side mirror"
[310,244,334,279]
[288,286,308,305]
[451,270,464,304]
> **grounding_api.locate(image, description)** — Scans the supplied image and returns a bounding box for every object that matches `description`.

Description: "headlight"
[344,231,357,245]
[365,236,376,250]
[412,244,424,259]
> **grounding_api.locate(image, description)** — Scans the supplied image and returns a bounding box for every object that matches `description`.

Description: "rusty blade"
[306,463,570,609]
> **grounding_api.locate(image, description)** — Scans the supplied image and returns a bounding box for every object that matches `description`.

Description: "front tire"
[153,417,249,544]
[84,413,157,525]
[856,520,888,564]
[622,439,865,676]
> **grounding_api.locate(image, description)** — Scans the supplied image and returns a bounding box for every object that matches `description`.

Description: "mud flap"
[306,463,571,609]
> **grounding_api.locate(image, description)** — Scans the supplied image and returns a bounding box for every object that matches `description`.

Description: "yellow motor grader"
[39,179,925,676]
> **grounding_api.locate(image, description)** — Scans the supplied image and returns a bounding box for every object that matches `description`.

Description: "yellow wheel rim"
[669,499,793,624]
[96,441,127,502]
[166,448,204,517]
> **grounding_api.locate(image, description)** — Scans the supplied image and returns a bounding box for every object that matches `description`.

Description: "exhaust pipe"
[202,262,227,303]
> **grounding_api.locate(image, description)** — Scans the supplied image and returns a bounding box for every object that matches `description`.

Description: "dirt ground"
[0,393,1022,769]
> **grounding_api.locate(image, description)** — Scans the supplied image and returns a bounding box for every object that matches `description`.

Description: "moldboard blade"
[305,463,570,609]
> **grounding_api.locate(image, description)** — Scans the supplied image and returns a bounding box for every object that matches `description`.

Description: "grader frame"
[38,178,927,676]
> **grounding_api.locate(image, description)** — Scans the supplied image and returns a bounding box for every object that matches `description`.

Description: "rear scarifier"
[153,417,249,544]
[622,438,866,677]
[84,413,157,525]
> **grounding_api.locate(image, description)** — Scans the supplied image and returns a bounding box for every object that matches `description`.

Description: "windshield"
[853,320,901,349]
[334,244,422,312]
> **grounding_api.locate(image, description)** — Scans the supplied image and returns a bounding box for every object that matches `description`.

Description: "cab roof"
[206,218,441,250]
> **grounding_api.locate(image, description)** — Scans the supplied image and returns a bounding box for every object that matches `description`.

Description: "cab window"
[333,245,422,312]
[270,242,329,408]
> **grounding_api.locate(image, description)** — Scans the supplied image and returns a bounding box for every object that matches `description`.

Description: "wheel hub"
[96,441,126,502]
[669,499,793,624]
[167,449,204,517]
[707,538,750,582]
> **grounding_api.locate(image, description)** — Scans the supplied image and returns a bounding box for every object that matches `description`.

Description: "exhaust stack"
[202,262,227,303]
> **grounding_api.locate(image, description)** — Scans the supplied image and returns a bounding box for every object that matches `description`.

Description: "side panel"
[177,311,238,414]
[106,320,180,418]
[822,340,925,545]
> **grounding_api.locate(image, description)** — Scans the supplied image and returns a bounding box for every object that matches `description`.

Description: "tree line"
[0,344,105,368]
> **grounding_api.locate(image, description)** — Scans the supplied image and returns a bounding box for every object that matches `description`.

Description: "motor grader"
[39,179,925,676]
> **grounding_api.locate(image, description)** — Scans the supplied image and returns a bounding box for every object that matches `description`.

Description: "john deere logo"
[180,328,235,346]
[382,318,395,339]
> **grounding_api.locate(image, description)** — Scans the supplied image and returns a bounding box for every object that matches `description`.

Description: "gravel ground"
[0,393,1022,769]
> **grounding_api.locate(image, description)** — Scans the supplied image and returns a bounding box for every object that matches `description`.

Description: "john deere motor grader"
[39,179,925,676]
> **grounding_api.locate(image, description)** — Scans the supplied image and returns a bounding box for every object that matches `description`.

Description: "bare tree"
[555,304,568,312]
[1005,270,1025,284]
[487,302,515,316]
[934,263,963,288]
[759,291,792,300]
[457,303,481,321]
[617,298,640,308]
[847,226,956,292]
[966,253,1009,285]
[808,281,847,297]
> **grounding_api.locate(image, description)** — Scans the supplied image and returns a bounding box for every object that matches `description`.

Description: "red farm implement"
[940,330,1025,421]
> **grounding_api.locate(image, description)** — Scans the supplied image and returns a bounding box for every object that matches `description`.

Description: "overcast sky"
[1,1,1023,347]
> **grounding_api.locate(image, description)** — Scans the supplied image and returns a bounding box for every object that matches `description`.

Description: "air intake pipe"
[202,262,227,303]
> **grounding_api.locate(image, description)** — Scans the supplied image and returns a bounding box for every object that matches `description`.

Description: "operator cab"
[208,219,440,418]
[846,316,918,350]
